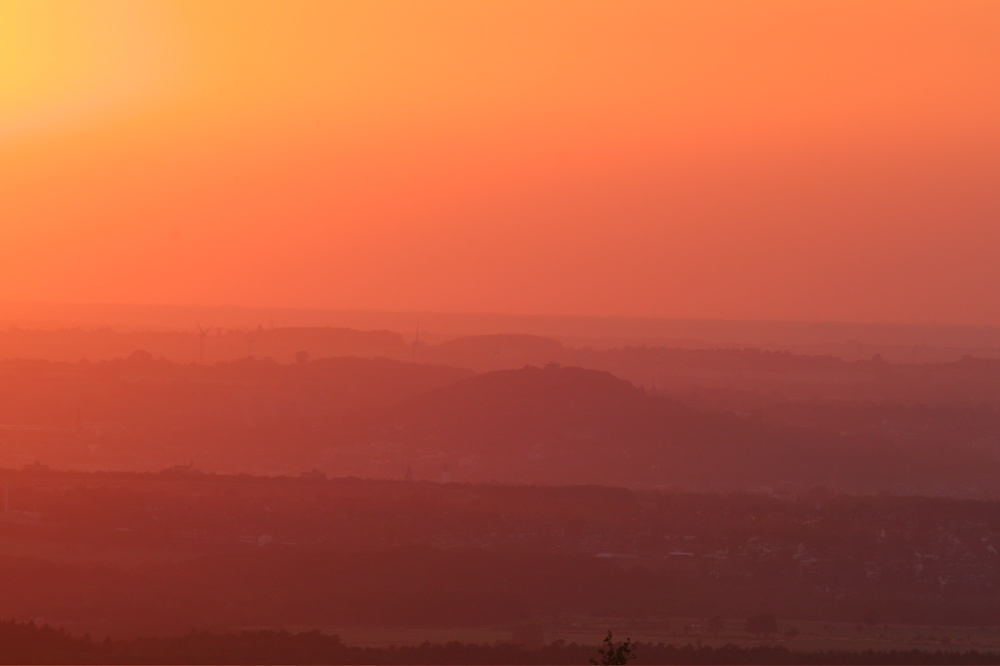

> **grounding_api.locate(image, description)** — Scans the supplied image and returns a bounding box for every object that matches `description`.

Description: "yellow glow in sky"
[2,1,1000,325]
[0,1,173,141]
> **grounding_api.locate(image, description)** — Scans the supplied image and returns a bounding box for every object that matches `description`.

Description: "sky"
[1,0,999,325]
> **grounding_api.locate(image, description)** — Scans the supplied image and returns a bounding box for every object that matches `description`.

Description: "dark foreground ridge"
[0,620,998,665]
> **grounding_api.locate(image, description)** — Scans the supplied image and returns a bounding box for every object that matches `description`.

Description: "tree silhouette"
[590,631,635,665]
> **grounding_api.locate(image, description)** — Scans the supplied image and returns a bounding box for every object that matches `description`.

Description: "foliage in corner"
[590,630,635,665]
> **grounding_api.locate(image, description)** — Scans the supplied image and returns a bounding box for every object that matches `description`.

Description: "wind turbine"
[197,322,212,363]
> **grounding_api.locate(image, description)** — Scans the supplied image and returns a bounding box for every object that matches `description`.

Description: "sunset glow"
[2,0,999,324]
[7,3,1000,655]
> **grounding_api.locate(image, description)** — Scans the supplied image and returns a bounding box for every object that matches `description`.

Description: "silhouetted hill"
[392,365,642,437]
[4,354,1000,493]
[418,334,566,372]
[10,302,1000,362]
[330,364,1000,493]
[334,365,814,488]
[436,334,565,354]
[253,326,405,358]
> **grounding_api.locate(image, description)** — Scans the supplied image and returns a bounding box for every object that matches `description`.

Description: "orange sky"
[2,0,999,324]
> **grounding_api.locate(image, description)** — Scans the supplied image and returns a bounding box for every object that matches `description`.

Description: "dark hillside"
[344,365,839,489]
[341,365,1000,493]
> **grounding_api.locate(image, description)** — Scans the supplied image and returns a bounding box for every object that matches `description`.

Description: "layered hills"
[2,324,1000,494]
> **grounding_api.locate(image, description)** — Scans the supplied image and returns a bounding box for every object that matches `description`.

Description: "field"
[269,616,1000,655]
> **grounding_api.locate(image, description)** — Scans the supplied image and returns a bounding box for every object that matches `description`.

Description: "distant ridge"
[4,301,1000,357]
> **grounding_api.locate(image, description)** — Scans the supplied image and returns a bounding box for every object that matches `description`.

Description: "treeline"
[0,620,998,665]
[0,326,406,364]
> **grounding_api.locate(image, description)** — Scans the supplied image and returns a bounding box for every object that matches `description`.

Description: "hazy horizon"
[7,298,1000,354]
[3,2,1000,662]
